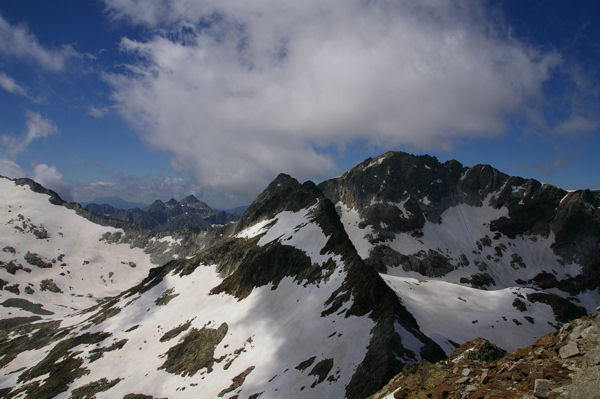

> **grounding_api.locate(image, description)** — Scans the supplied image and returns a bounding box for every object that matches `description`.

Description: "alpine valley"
[0,151,598,398]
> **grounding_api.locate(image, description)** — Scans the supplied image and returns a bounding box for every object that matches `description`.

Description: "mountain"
[318,151,599,354]
[84,196,148,210]
[0,173,444,398]
[0,151,598,398]
[0,177,220,319]
[85,195,239,231]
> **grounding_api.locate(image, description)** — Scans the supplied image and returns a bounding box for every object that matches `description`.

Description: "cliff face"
[319,151,598,354]
[319,151,599,293]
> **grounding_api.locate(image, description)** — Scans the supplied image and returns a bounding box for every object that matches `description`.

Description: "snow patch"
[382,275,557,354]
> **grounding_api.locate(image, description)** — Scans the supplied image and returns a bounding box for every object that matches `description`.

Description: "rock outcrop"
[370,310,600,399]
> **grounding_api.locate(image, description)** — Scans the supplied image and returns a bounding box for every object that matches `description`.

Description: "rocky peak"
[180,194,200,204]
[319,151,461,210]
[146,200,167,212]
[166,198,178,206]
[235,173,320,233]
[225,171,447,397]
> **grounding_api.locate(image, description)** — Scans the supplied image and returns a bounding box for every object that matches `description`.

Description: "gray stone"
[465,384,477,392]
[559,341,580,359]
[534,379,551,398]
[587,348,600,365]
[570,324,586,340]
[563,365,600,399]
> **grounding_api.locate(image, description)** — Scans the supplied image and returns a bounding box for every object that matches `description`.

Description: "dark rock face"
[460,273,496,289]
[24,252,53,269]
[40,279,62,293]
[317,151,600,296]
[234,173,315,233]
[159,323,228,376]
[526,293,587,323]
[1,298,54,315]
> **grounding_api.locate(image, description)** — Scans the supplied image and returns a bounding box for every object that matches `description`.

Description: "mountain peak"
[235,174,318,232]
[270,173,301,190]
[146,200,167,213]
[180,194,200,203]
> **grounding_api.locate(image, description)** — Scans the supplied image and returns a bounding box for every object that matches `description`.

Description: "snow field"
[0,178,156,317]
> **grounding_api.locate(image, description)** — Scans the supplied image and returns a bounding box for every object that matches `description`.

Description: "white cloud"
[0,14,76,71]
[1,111,58,158]
[104,0,563,201]
[32,163,73,201]
[87,105,112,118]
[0,71,27,96]
[555,115,599,135]
[0,159,25,179]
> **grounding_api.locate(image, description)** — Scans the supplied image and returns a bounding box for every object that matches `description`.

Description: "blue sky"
[0,1,598,208]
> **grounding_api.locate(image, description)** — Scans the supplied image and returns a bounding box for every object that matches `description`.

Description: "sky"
[0,0,598,209]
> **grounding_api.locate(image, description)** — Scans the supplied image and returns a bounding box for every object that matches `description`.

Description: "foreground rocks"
[370,310,600,399]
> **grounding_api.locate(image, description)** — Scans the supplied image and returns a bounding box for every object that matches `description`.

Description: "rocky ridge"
[318,151,599,293]
[319,151,599,354]
[370,308,600,399]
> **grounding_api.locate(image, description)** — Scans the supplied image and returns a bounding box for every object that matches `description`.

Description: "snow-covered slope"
[319,151,599,355]
[0,177,160,318]
[0,174,444,398]
[382,275,559,354]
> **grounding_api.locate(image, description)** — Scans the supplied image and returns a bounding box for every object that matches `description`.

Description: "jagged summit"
[318,150,599,356]
[179,195,211,209]
[235,173,318,233]
[181,194,200,203]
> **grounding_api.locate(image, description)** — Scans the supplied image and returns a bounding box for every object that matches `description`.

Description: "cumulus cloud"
[104,0,564,201]
[32,163,73,201]
[0,71,27,96]
[0,14,76,71]
[1,111,58,158]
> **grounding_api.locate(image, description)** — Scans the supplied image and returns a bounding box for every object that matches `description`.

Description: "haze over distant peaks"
[85,195,238,231]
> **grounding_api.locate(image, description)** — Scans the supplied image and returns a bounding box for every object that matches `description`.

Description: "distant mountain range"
[0,151,598,398]
[85,194,240,231]
[83,196,148,210]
